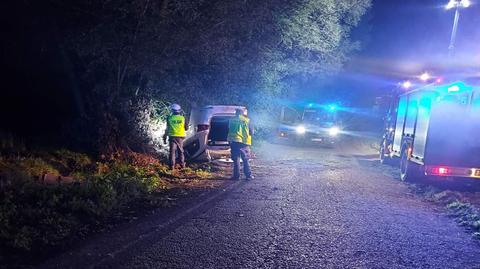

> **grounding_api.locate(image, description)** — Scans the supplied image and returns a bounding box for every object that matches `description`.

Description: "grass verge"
[410,182,480,240]
[0,149,218,267]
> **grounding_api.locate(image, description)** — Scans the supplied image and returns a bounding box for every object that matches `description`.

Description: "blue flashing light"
[328,104,337,111]
[448,85,460,92]
[441,81,471,94]
[308,103,314,108]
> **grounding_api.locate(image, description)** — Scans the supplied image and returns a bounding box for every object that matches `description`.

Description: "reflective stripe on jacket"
[227,115,252,145]
[167,114,186,137]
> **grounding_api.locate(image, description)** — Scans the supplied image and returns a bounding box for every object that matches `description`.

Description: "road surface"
[42,142,480,269]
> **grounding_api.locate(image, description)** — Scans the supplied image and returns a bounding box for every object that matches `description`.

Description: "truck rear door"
[393,93,420,155]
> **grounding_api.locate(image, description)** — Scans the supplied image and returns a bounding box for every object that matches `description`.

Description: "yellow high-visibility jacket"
[227,115,252,145]
[166,114,186,137]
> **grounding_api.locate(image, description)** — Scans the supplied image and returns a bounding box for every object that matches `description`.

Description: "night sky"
[286,0,480,106]
[376,0,478,59]
[346,0,480,89]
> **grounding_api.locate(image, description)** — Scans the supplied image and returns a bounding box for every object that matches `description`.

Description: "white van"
[184,105,246,162]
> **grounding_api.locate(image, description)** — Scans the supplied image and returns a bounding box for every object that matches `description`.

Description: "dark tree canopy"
[1,0,370,153]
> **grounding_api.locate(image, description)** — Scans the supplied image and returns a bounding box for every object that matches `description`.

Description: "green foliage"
[151,101,172,123]
[194,169,212,179]
[127,99,171,153]
[36,0,371,153]
[19,158,60,178]
[0,150,213,256]
[474,232,480,239]
[53,149,92,171]
[0,132,26,155]
[447,200,480,232]
[414,185,480,240]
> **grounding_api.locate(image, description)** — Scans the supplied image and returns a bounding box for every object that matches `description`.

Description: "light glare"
[296,125,306,134]
[448,85,460,92]
[419,72,430,81]
[446,0,456,9]
[402,81,412,89]
[438,167,449,175]
[329,126,340,136]
[461,0,471,7]
[446,0,471,9]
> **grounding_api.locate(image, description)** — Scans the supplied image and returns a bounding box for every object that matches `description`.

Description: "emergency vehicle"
[380,80,480,181]
[276,103,342,146]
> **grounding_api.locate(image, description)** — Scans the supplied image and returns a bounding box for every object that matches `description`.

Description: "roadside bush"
[0,149,213,264]
[1,176,148,253]
[447,201,480,234]
[53,149,93,172]
[0,150,182,256]
[19,158,60,178]
[36,149,93,177]
[416,185,480,240]
[194,169,212,179]
[0,180,81,250]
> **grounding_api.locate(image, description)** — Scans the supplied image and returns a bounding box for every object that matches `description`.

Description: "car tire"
[400,146,422,182]
[380,139,398,165]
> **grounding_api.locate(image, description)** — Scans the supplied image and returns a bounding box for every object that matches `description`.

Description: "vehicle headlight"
[295,125,306,134]
[328,126,340,136]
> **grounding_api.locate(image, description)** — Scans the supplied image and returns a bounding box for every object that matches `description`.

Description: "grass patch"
[412,184,480,239]
[0,149,213,266]
[446,201,480,231]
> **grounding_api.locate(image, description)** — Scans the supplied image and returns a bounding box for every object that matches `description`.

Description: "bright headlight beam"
[296,125,306,134]
[329,126,340,136]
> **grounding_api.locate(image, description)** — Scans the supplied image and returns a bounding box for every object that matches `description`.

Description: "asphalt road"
[42,142,480,269]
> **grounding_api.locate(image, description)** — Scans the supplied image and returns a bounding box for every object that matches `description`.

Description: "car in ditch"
[183,105,247,162]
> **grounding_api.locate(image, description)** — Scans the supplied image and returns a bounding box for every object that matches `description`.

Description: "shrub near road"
[0,150,213,266]
[412,183,480,240]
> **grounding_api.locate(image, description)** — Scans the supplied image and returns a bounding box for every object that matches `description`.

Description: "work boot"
[245,175,254,180]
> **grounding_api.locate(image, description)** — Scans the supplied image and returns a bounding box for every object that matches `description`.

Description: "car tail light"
[197,124,209,132]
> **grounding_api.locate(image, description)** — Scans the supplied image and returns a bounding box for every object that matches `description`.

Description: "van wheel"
[379,139,392,165]
[400,147,421,182]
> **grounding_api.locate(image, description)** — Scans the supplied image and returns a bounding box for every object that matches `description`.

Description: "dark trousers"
[230,142,251,178]
[169,137,185,169]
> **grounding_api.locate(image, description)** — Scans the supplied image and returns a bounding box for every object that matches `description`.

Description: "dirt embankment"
[0,149,231,269]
